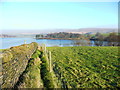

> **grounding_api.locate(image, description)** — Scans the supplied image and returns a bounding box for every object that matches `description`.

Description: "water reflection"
[1,38,119,49]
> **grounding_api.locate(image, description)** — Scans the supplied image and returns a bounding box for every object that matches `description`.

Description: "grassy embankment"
[0,44,58,88]
[14,46,57,88]
[15,49,43,88]
[47,46,119,88]
[40,46,58,88]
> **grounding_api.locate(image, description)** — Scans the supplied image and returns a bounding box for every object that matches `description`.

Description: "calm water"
[0,38,96,49]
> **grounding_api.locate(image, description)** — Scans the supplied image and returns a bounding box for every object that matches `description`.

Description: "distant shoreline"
[36,38,81,40]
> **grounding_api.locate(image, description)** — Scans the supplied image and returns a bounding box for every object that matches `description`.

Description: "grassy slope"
[47,46,119,88]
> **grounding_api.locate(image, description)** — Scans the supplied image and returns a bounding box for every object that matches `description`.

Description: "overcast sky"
[0,1,118,33]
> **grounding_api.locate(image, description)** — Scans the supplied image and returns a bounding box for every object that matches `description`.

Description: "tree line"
[36,32,120,46]
[36,32,88,39]
[87,32,120,46]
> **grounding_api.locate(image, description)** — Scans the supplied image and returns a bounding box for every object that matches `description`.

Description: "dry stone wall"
[1,42,38,88]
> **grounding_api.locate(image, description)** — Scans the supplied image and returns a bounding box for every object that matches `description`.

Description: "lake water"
[0,38,97,49]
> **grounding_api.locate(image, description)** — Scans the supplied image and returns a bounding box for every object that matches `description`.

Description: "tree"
[106,32,119,46]
[94,32,105,46]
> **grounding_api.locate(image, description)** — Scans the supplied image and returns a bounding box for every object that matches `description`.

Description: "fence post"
[44,44,46,53]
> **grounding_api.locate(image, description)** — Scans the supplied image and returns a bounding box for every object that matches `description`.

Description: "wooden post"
[44,44,46,53]
[24,40,26,44]
[42,44,44,51]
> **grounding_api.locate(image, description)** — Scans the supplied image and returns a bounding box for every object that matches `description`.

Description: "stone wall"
[15,50,44,88]
[1,42,38,88]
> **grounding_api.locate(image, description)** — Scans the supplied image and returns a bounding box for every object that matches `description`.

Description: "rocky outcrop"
[1,42,38,88]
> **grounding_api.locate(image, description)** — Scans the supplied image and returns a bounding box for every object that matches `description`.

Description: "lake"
[0,38,103,49]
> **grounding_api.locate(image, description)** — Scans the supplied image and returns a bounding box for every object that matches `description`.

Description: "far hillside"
[67,28,118,34]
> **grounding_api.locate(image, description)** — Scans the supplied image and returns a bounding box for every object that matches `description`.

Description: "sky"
[0,1,118,34]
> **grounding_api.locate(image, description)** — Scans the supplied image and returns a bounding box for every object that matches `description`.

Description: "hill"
[67,28,118,34]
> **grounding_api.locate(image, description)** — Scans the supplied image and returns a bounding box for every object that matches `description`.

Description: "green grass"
[0,49,6,52]
[0,49,2,52]
[2,42,38,63]
[40,51,56,88]
[47,46,119,88]
[16,49,43,88]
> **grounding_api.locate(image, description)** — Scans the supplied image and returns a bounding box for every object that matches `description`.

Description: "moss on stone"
[2,42,38,63]
[2,42,38,88]
[2,51,13,63]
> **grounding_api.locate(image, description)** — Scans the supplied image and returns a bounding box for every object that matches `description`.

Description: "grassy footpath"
[47,46,119,88]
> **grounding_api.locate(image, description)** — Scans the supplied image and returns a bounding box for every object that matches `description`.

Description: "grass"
[0,49,2,52]
[40,51,56,88]
[2,43,119,88]
[47,46,119,88]
[2,43,57,88]
[16,48,56,88]
[15,49,43,88]
[1,42,38,63]
[0,49,6,52]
